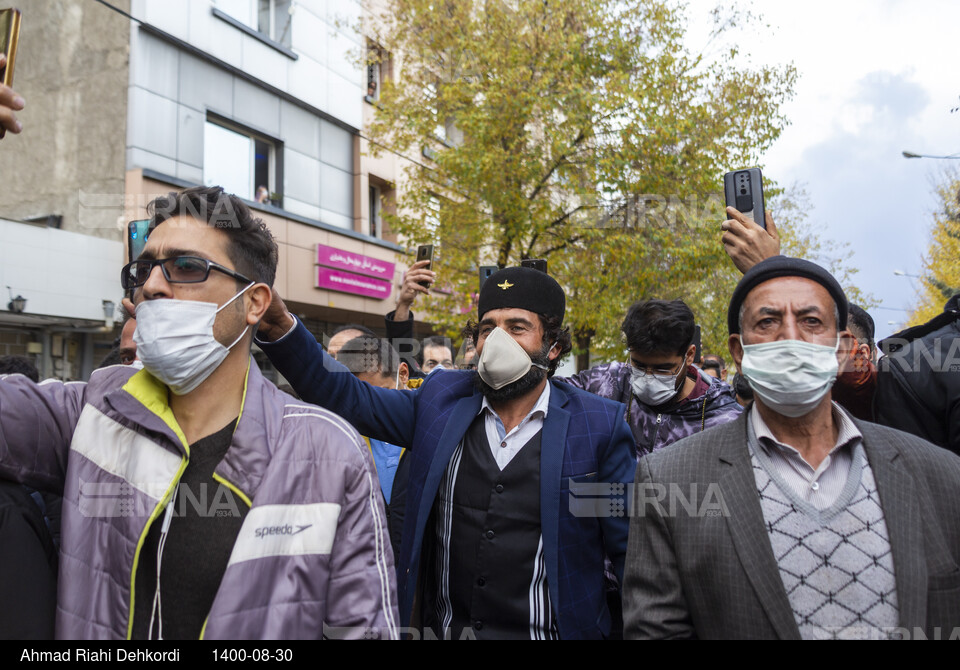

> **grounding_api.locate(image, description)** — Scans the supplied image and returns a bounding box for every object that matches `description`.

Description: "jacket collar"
[851,419,927,630]
[212,361,280,505]
[109,359,278,505]
[717,412,802,639]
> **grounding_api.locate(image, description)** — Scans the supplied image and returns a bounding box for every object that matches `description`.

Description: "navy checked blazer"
[259,318,636,640]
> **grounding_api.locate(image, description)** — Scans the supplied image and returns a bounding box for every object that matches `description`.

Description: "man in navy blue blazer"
[256,267,635,639]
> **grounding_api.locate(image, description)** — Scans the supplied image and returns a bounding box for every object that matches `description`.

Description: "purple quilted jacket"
[0,363,398,640]
[559,362,743,458]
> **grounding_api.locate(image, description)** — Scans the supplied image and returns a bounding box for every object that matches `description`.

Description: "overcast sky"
[686,0,959,342]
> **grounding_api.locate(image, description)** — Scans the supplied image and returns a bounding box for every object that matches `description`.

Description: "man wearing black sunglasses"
[0,186,397,639]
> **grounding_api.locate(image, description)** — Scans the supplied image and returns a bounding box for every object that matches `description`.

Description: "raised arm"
[0,374,87,492]
[386,260,435,369]
[721,207,780,274]
[256,290,418,447]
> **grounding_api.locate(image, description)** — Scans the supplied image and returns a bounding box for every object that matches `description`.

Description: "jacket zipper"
[127,455,188,640]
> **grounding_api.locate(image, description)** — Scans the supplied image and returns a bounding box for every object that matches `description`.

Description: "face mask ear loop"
[217,282,256,351]
[215,281,256,315]
[530,340,559,372]
[225,324,251,351]
[395,366,402,390]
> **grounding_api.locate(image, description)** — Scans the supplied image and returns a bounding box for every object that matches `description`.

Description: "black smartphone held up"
[692,324,702,365]
[128,219,150,264]
[126,219,150,299]
[416,244,434,288]
[723,168,765,229]
[520,258,548,274]
[479,265,498,292]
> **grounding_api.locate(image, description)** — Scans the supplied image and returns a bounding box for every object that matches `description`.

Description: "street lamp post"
[902,150,960,160]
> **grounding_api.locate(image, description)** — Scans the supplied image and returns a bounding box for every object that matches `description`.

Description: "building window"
[425,194,441,233]
[369,185,382,238]
[216,0,292,48]
[366,43,391,102]
[203,119,281,205]
[258,0,292,48]
[424,82,446,141]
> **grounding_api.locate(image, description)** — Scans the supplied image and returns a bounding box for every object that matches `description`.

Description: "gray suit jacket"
[622,410,960,639]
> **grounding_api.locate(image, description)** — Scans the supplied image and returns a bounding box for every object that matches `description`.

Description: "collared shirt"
[750,401,863,510]
[365,437,404,505]
[480,383,551,471]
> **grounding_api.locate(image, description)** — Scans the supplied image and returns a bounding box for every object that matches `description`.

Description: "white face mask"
[133,284,253,395]
[477,327,549,390]
[740,338,840,418]
[628,361,685,407]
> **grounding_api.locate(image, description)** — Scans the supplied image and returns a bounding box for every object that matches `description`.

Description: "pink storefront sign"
[315,244,395,280]
[315,267,393,300]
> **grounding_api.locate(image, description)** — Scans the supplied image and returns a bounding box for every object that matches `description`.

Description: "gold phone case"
[0,8,22,88]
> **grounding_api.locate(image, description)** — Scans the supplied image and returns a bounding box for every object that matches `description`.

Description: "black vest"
[424,413,556,639]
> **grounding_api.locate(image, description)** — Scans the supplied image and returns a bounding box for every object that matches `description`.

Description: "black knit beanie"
[728,256,848,335]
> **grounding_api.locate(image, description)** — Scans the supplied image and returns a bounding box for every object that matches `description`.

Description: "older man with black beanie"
[256,267,636,640]
[624,255,960,639]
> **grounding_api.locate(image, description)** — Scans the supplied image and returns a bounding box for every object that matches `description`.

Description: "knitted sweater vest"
[749,441,900,639]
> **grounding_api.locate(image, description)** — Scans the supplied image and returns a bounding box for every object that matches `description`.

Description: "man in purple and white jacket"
[562,299,742,459]
[0,186,397,640]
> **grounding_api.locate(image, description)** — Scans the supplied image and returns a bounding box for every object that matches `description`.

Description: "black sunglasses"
[121,256,252,290]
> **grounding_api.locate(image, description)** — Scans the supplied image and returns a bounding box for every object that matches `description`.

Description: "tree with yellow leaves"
[907,175,960,326]
[367,0,798,367]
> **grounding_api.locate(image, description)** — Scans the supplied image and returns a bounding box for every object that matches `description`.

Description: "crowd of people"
[1,70,959,641]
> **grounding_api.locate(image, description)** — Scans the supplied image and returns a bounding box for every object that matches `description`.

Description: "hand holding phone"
[0,7,23,140]
[723,168,765,229]
[721,206,780,275]
[0,8,20,88]
[0,54,22,138]
[416,245,434,289]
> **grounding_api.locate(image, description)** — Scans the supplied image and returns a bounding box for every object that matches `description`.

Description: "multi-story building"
[0,0,415,380]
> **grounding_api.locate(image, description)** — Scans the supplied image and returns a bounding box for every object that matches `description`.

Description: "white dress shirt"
[480,383,551,470]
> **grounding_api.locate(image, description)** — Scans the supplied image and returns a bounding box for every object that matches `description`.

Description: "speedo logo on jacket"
[255,523,312,538]
[228,502,341,566]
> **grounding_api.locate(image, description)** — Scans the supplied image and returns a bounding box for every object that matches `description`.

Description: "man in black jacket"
[875,293,960,456]
[0,357,58,639]
[0,482,58,639]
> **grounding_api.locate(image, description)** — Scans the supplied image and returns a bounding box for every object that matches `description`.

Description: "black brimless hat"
[478,267,565,322]
[728,255,848,335]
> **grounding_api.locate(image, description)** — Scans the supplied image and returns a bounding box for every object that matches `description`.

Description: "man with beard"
[255,267,635,639]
